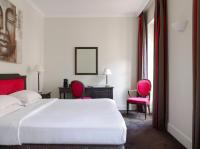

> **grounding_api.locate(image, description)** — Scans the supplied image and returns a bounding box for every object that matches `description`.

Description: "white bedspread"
[0,99,126,145]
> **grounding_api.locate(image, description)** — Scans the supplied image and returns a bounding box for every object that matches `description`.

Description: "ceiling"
[28,0,150,17]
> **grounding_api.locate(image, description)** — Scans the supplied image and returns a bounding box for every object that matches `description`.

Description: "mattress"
[0,99,127,145]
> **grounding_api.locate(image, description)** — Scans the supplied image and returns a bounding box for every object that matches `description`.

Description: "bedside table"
[40,92,51,99]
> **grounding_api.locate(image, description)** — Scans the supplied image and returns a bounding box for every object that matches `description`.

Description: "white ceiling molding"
[45,14,138,18]
[135,0,152,16]
[27,0,150,18]
[26,0,45,17]
[143,0,155,12]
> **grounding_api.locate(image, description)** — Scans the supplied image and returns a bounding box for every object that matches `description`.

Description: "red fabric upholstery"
[0,79,25,95]
[127,79,152,118]
[128,97,150,105]
[71,81,84,98]
[71,80,91,99]
[137,80,151,97]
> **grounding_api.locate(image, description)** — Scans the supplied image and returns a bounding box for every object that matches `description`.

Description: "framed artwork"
[75,47,98,75]
[0,0,23,63]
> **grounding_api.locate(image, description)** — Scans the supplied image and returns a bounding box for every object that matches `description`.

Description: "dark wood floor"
[122,111,186,149]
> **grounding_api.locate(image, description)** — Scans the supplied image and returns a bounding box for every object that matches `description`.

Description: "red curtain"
[137,14,143,81]
[193,0,200,148]
[137,13,148,81]
[153,0,168,130]
[137,13,148,112]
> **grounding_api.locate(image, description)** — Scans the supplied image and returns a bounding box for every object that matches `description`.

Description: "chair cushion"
[71,81,84,98]
[127,97,150,105]
[137,80,151,96]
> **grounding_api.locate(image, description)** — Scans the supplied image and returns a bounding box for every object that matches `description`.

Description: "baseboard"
[168,123,192,149]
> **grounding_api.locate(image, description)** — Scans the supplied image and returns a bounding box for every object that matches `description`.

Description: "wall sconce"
[171,20,188,32]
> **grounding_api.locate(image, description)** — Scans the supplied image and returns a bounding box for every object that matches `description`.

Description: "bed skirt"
[0,144,125,149]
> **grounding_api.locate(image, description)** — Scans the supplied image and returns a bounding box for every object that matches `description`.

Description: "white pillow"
[0,95,22,110]
[0,104,23,118]
[10,90,42,106]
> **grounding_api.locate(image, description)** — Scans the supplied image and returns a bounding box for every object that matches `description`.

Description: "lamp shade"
[34,65,44,72]
[104,68,112,75]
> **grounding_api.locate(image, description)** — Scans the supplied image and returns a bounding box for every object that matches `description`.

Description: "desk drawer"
[59,87,113,99]
[85,88,113,99]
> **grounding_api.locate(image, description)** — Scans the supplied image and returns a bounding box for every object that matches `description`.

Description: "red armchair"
[127,79,151,119]
[70,80,91,99]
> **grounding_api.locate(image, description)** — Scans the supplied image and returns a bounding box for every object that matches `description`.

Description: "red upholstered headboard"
[0,74,26,95]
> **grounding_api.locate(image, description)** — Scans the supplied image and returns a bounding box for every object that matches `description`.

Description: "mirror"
[75,47,98,75]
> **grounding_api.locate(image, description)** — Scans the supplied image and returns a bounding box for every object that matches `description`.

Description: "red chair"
[127,79,151,119]
[70,80,91,99]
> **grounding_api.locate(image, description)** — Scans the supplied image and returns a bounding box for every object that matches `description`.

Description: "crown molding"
[136,0,151,16]
[45,13,138,18]
[25,0,149,18]
[26,0,45,17]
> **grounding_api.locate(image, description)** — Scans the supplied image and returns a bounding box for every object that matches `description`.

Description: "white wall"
[44,17,138,109]
[168,0,193,148]
[0,0,44,91]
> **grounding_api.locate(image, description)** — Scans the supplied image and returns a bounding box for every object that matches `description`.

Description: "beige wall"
[168,0,193,148]
[43,17,138,109]
[0,0,44,91]
[0,0,193,146]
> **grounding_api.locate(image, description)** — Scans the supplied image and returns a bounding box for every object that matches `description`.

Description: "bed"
[0,74,127,149]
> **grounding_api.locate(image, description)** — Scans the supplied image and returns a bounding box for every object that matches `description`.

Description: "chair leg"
[148,105,150,114]
[145,104,147,120]
[127,102,129,115]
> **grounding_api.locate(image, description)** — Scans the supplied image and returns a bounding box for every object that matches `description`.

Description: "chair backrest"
[71,80,85,98]
[137,79,151,97]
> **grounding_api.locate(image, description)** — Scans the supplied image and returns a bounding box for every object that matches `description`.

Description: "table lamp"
[34,65,44,92]
[104,68,112,87]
